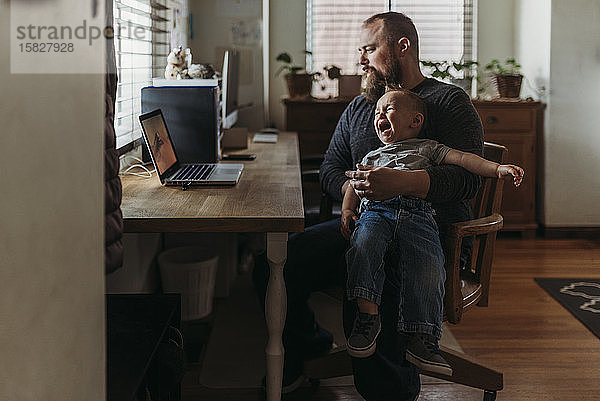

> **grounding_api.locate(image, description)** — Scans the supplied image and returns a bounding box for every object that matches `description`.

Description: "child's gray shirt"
[361,138,452,171]
[359,138,452,210]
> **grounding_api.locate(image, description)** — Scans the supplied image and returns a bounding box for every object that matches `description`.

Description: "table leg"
[265,232,288,401]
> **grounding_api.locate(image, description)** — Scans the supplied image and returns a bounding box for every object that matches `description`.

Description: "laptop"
[139,109,243,186]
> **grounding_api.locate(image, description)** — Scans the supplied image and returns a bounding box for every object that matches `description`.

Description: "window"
[113,0,170,150]
[307,0,475,97]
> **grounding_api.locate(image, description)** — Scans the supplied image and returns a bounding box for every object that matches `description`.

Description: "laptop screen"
[139,112,177,175]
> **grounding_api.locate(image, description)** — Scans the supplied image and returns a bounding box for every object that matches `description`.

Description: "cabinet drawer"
[477,108,534,132]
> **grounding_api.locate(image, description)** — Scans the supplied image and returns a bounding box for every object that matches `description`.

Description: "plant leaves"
[276,52,292,63]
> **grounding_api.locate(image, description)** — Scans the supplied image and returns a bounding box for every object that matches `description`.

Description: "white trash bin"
[158,246,219,320]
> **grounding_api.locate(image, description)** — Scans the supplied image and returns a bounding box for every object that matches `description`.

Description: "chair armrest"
[443,213,503,324]
[301,169,320,183]
[448,213,504,239]
[300,166,333,222]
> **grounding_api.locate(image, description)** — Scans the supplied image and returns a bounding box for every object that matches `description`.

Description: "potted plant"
[421,59,478,94]
[276,52,322,98]
[484,58,523,98]
[323,65,342,80]
[324,64,362,98]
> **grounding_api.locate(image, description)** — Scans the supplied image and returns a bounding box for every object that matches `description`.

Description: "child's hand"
[341,209,358,240]
[497,164,524,187]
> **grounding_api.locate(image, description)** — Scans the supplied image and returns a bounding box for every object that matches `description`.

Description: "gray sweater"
[320,78,484,231]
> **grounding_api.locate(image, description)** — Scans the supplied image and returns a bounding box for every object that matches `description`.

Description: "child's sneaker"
[406,333,453,376]
[347,312,381,358]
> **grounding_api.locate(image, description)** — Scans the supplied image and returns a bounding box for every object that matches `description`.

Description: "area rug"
[535,278,600,338]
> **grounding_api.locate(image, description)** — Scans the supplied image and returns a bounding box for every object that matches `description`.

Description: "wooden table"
[121,132,304,401]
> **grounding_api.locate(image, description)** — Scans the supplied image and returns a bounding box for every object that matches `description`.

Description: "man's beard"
[364,53,403,104]
[364,71,387,104]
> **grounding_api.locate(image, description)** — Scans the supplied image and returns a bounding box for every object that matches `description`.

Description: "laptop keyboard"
[172,164,216,181]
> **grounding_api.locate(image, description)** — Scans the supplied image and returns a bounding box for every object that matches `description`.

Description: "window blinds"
[113,0,170,150]
[307,0,474,97]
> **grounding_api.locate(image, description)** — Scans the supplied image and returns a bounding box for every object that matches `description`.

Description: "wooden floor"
[182,236,600,401]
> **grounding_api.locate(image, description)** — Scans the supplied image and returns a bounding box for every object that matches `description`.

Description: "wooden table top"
[121,132,304,233]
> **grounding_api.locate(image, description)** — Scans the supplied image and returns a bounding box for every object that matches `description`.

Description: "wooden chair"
[300,155,339,226]
[300,142,507,401]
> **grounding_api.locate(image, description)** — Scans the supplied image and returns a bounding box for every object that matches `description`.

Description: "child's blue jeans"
[346,195,445,340]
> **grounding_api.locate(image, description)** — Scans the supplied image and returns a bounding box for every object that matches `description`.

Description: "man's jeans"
[252,217,421,400]
[347,196,445,340]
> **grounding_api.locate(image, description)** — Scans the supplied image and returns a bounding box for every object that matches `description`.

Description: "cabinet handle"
[486,116,498,124]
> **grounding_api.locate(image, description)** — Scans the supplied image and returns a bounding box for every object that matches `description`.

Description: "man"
[253,11,483,400]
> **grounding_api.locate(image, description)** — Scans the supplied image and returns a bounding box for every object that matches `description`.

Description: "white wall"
[477,0,516,71]
[545,0,600,226]
[0,1,105,400]
[515,0,600,226]
[515,0,551,102]
[515,0,551,223]
[268,0,307,129]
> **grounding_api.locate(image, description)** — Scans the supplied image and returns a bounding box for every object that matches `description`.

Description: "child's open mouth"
[377,119,392,135]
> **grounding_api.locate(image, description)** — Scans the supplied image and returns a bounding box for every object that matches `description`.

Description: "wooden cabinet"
[283,97,351,158]
[472,100,545,236]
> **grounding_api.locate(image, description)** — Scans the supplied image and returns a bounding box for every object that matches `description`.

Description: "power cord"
[119,155,156,178]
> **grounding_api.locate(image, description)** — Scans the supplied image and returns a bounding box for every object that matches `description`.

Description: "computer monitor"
[221,49,240,129]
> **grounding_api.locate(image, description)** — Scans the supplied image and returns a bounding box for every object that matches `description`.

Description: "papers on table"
[252,133,278,143]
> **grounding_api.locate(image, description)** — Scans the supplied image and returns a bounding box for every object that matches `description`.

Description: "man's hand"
[345,164,430,200]
[340,209,358,240]
[496,164,524,187]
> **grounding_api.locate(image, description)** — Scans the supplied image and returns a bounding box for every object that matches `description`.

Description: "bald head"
[363,12,419,61]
